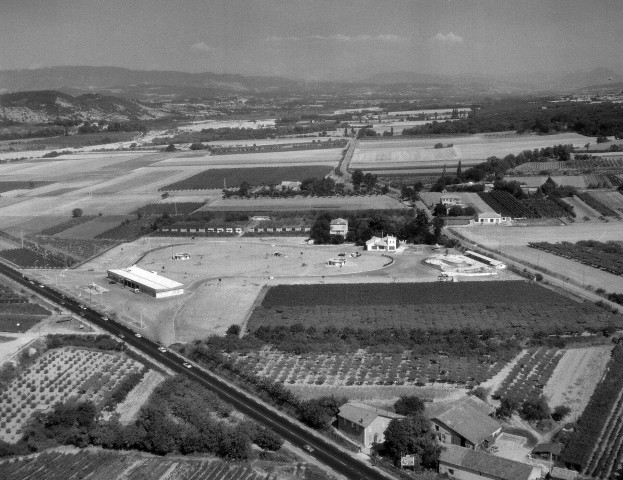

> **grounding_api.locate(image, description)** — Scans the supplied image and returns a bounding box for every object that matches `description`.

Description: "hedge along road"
[0,261,396,480]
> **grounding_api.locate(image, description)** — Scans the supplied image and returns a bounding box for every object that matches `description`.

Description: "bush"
[469,386,489,402]
[521,396,551,421]
[552,405,572,422]
[394,396,425,416]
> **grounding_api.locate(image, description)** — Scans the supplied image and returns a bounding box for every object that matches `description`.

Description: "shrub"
[552,405,572,422]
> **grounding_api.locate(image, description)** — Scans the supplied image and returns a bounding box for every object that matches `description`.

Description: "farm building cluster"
[336,396,568,480]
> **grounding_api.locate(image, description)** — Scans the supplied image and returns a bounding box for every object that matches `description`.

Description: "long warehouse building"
[107,265,184,298]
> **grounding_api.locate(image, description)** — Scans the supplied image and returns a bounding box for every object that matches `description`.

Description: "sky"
[2,0,622,80]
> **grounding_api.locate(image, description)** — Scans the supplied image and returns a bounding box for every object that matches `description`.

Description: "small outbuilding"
[366,235,397,252]
[532,442,562,462]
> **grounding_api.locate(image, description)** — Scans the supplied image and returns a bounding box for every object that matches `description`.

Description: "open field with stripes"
[351,132,595,175]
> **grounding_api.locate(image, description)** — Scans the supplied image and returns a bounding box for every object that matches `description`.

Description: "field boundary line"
[240,285,270,337]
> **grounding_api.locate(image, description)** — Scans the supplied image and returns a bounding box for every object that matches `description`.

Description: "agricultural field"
[248,281,617,336]
[0,277,50,332]
[39,216,98,237]
[160,166,334,190]
[529,240,623,276]
[350,132,595,175]
[176,118,276,131]
[134,202,206,216]
[0,181,54,194]
[478,191,538,219]
[577,192,621,218]
[228,349,508,388]
[543,345,613,421]
[521,198,570,218]
[204,194,404,211]
[0,346,145,443]
[152,148,342,169]
[451,223,623,293]
[493,348,563,403]
[561,196,603,221]
[115,370,166,424]
[0,247,72,269]
[0,450,324,480]
[561,345,623,477]
[94,216,158,242]
[589,190,623,212]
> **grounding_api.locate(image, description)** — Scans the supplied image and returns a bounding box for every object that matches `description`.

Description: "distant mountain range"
[0,66,300,99]
[0,90,169,124]
[363,67,623,91]
[0,66,621,100]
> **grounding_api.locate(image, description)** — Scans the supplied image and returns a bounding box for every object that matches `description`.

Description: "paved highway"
[0,262,395,480]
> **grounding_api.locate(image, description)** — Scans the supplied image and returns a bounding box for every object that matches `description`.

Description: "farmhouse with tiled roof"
[337,402,404,449]
[425,396,502,450]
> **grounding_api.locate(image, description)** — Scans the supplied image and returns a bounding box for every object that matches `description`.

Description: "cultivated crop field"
[248,281,617,336]
[160,165,334,190]
[0,450,278,480]
[529,240,623,276]
[228,349,509,388]
[493,347,563,403]
[204,194,405,211]
[562,345,623,477]
[0,279,50,332]
[152,148,342,169]
[351,133,594,174]
[0,347,144,443]
[452,223,623,293]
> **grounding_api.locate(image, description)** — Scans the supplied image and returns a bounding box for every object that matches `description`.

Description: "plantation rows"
[251,282,619,337]
[159,165,334,191]
[0,282,28,304]
[133,202,206,216]
[95,216,156,241]
[561,345,623,474]
[585,173,623,189]
[478,191,539,219]
[529,241,623,276]
[0,247,72,268]
[229,350,507,387]
[577,192,620,217]
[493,348,562,403]
[38,216,97,237]
[34,237,117,262]
[0,451,268,480]
[568,157,623,169]
[521,198,570,218]
[0,316,47,333]
[0,348,143,443]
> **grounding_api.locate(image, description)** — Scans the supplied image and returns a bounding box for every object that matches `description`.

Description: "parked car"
[158,347,168,353]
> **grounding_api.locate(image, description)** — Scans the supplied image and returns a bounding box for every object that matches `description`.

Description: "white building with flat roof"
[107,265,184,298]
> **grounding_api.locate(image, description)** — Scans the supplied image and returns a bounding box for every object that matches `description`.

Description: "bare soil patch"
[543,345,614,419]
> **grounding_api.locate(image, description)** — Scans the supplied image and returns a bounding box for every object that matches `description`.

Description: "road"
[0,261,395,480]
